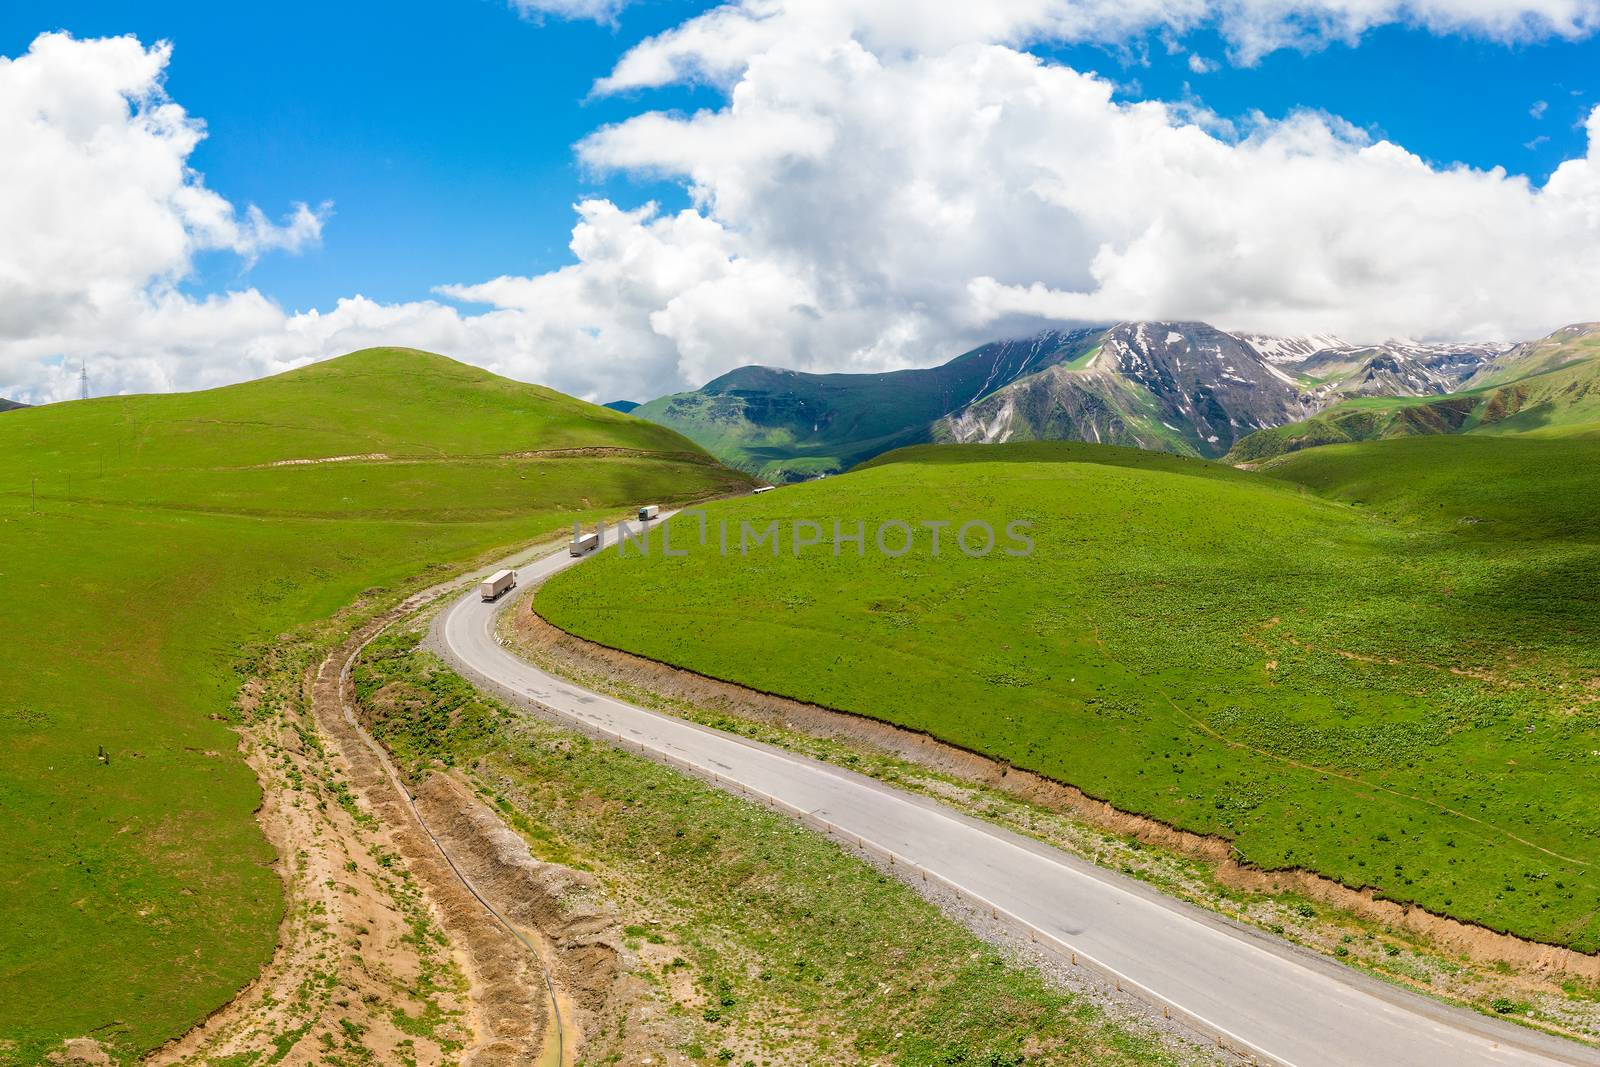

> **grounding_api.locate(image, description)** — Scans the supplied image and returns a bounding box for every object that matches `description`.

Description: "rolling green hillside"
[537,439,1600,951]
[632,330,1102,482]
[1263,432,1600,538]
[0,348,748,1063]
[1228,324,1600,462]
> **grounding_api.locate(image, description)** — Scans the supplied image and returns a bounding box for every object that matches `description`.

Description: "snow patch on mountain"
[1240,334,1348,364]
[935,321,1513,461]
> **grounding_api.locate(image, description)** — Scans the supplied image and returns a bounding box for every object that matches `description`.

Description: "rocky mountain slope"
[635,321,1532,478]
[633,328,1102,481]
[934,324,1509,459]
[1278,339,1508,399]
[937,322,1315,456]
[1228,323,1600,462]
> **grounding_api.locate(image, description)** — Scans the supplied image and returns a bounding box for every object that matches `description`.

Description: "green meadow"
[537,439,1600,952]
[355,630,1174,1067]
[0,348,746,1063]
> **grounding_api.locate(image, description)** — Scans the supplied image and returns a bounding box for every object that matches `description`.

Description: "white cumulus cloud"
[595,0,1600,90]
[0,33,326,401]
[5,11,1600,406]
[570,34,1600,382]
[505,0,628,24]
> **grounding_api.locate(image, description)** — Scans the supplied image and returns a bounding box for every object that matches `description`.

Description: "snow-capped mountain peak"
[1238,334,1349,365]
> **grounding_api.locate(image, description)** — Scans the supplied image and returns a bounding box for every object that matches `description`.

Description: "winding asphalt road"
[432,518,1600,1067]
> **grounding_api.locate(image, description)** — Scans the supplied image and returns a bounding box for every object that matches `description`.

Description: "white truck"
[638,504,660,521]
[479,569,516,601]
[569,531,600,556]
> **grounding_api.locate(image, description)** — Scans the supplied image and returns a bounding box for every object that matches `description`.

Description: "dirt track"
[145,606,546,1064]
[144,580,672,1066]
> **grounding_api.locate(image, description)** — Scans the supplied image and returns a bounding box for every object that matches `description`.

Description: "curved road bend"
[433,518,1600,1067]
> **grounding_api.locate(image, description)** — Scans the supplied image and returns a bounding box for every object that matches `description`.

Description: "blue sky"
[1056,24,1595,175]
[3,1,1593,317]
[0,0,721,312]
[3,1,1600,403]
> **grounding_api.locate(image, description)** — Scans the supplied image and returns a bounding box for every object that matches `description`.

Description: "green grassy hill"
[1227,324,1600,462]
[1263,432,1600,537]
[632,330,1103,482]
[537,438,1600,951]
[0,348,749,1063]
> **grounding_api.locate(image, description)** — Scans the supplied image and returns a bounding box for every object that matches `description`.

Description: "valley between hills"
[5,332,1600,1065]
[9,6,1600,1066]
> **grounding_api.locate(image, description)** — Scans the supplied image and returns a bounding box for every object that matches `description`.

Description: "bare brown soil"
[311,620,551,1065]
[148,610,542,1065]
[513,601,1600,985]
[147,574,677,1066]
[264,452,392,467]
[240,446,721,470]
[407,771,687,1058]
[500,447,717,464]
[47,1038,113,1065]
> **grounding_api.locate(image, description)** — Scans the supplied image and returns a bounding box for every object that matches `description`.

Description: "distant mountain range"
[1228,322,1600,462]
[633,321,1532,481]
[633,329,1104,481]
[0,397,26,413]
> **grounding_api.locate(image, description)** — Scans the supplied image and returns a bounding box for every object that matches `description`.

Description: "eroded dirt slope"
[145,581,683,1067]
